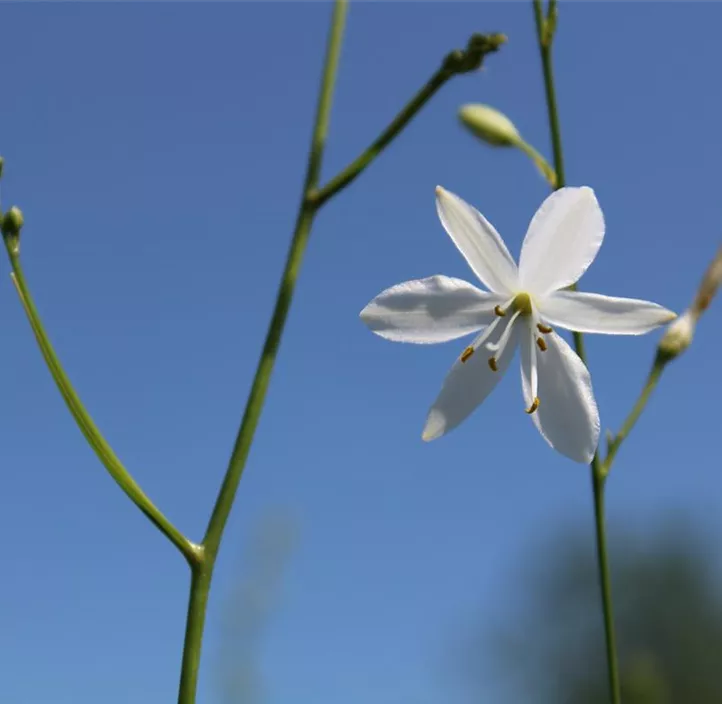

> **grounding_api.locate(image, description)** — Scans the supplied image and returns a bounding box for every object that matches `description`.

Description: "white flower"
[360,186,676,463]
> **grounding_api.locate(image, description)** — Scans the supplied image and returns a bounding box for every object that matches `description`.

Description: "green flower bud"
[2,206,24,238]
[459,104,521,147]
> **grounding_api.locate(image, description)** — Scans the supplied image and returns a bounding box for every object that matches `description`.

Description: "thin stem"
[591,470,621,700]
[5,251,198,564]
[312,67,452,208]
[178,559,212,704]
[602,354,667,474]
[176,3,349,703]
[202,0,348,560]
[532,2,621,702]
[533,0,565,188]
[311,32,507,209]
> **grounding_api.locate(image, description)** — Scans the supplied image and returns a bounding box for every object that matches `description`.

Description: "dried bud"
[657,310,695,362]
[692,244,722,316]
[2,206,24,238]
[459,104,521,147]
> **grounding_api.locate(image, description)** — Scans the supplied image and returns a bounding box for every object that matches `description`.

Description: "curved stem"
[532,2,621,702]
[5,251,197,564]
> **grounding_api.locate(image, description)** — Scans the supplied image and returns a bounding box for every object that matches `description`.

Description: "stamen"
[527,319,539,402]
[475,316,503,348]
[458,315,505,366]
[525,397,540,414]
[494,305,506,317]
[488,357,498,372]
[537,323,553,334]
[486,310,521,354]
[536,337,547,352]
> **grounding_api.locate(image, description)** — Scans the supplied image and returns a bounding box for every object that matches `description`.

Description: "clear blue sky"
[1,3,720,704]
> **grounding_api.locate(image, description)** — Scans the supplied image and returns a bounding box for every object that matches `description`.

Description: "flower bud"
[657,310,695,362]
[692,244,722,316]
[459,104,521,147]
[0,156,4,180]
[2,206,23,238]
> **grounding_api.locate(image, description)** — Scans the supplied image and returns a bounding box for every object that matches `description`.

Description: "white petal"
[521,330,599,463]
[539,290,677,335]
[423,321,519,441]
[435,186,519,294]
[360,276,503,344]
[518,187,604,295]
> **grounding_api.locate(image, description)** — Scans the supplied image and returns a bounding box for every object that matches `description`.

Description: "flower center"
[511,292,533,317]
[457,294,552,417]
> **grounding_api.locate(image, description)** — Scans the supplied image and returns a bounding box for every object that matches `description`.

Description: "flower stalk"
[179,8,507,704]
[531,1,622,702]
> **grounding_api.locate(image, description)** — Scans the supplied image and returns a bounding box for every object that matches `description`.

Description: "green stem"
[602,353,667,474]
[311,32,506,209]
[532,2,621,702]
[178,558,212,704]
[311,67,454,208]
[591,470,620,699]
[4,250,198,564]
[176,3,349,702]
[203,0,347,559]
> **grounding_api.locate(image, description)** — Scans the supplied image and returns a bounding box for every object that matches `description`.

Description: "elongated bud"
[0,156,4,180]
[459,104,557,187]
[692,244,722,316]
[459,104,520,147]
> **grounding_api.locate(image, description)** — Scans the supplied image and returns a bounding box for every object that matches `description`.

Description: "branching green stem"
[178,16,506,704]
[2,7,507,704]
[310,31,506,209]
[532,2,621,702]
[177,2,349,701]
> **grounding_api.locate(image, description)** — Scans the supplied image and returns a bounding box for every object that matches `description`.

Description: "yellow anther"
[525,397,540,414]
[460,346,475,363]
[494,305,507,317]
[488,357,498,372]
[512,292,533,317]
[536,336,547,352]
[537,323,553,334]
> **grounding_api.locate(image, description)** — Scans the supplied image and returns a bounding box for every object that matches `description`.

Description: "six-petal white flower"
[360,186,676,464]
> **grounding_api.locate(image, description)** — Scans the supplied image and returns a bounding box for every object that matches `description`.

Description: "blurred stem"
[532,2,621,703]
[177,2,349,703]
[4,248,198,564]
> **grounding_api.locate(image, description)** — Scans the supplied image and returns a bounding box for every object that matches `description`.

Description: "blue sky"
[1,3,721,703]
